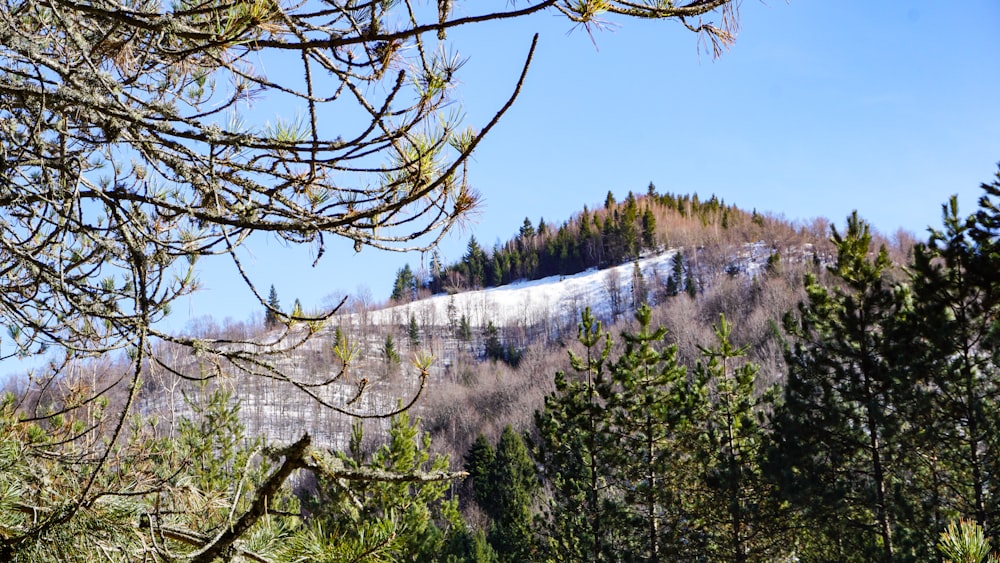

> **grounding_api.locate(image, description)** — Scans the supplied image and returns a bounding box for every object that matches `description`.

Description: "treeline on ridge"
[391,185,811,300]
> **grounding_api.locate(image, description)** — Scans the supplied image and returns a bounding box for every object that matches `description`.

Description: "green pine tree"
[768,212,916,561]
[906,186,1000,541]
[534,308,625,562]
[694,314,790,562]
[606,304,702,560]
[307,411,463,561]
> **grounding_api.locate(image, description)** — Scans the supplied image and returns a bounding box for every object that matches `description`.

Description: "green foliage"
[605,304,702,560]
[0,384,301,561]
[769,212,922,560]
[906,187,1000,540]
[483,321,522,367]
[409,314,421,348]
[266,284,282,328]
[428,190,756,292]
[534,308,623,562]
[666,252,683,297]
[694,315,790,562]
[466,434,496,503]
[938,520,1000,563]
[384,334,401,364]
[458,315,473,342]
[306,411,464,561]
[465,427,539,562]
[392,264,417,302]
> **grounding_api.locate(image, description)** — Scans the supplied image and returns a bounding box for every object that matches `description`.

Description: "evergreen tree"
[694,315,790,562]
[666,253,684,297]
[409,313,421,347]
[392,263,417,302]
[685,254,698,298]
[447,296,459,335]
[534,308,625,562]
[465,236,487,288]
[604,190,616,210]
[384,333,401,364]
[520,217,536,239]
[266,284,282,328]
[458,314,473,342]
[486,427,539,562]
[641,207,657,250]
[907,187,1000,540]
[606,305,702,560]
[466,434,497,503]
[430,250,445,294]
[769,212,916,561]
[308,411,464,561]
[445,528,500,563]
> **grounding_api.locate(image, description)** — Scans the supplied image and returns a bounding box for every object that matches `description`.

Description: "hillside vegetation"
[11,171,999,561]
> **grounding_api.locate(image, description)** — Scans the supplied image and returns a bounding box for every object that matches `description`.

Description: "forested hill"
[389,184,833,301]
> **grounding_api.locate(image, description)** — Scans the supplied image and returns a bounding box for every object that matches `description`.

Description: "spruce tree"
[667,253,683,297]
[392,263,417,302]
[266,284,282,328]
[486,427,539,562]
[409,313,422,348]
[466,434,497,504]
[641,207,657,250]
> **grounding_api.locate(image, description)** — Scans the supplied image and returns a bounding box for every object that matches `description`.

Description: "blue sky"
[149,1,1000,332]
[2,1,998,379]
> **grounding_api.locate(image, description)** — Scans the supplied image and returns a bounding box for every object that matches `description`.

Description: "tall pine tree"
[769,212,917,561]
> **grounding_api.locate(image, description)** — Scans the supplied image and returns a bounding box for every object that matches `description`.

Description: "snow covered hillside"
[362,242,778,330]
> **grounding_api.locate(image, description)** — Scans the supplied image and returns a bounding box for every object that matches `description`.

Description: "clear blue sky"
[157,0,1000,332]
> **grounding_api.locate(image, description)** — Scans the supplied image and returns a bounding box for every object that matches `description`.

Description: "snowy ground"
[364,250,681,330]
[360,241,779,330]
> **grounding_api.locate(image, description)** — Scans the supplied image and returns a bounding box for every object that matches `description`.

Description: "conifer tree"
[907,185,1000,540]
[392,263,418,302]
[465,236,487,288]
[459,315,474,342]
[694,315,790,562]
[306,411,464,561]
[482,426,539,562]
[769,212,916,561]
[409,313,422,348]
[0,0,741,551]
[667,253,683,297]
[266,284,282,328]
[606,304,701,560]
[466,434,497,504]
[534,308,624,562]
[641,207,658,250]
[384,333,401,364]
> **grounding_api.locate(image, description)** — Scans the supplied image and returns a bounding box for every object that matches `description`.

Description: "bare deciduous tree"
[0,0,741,556]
